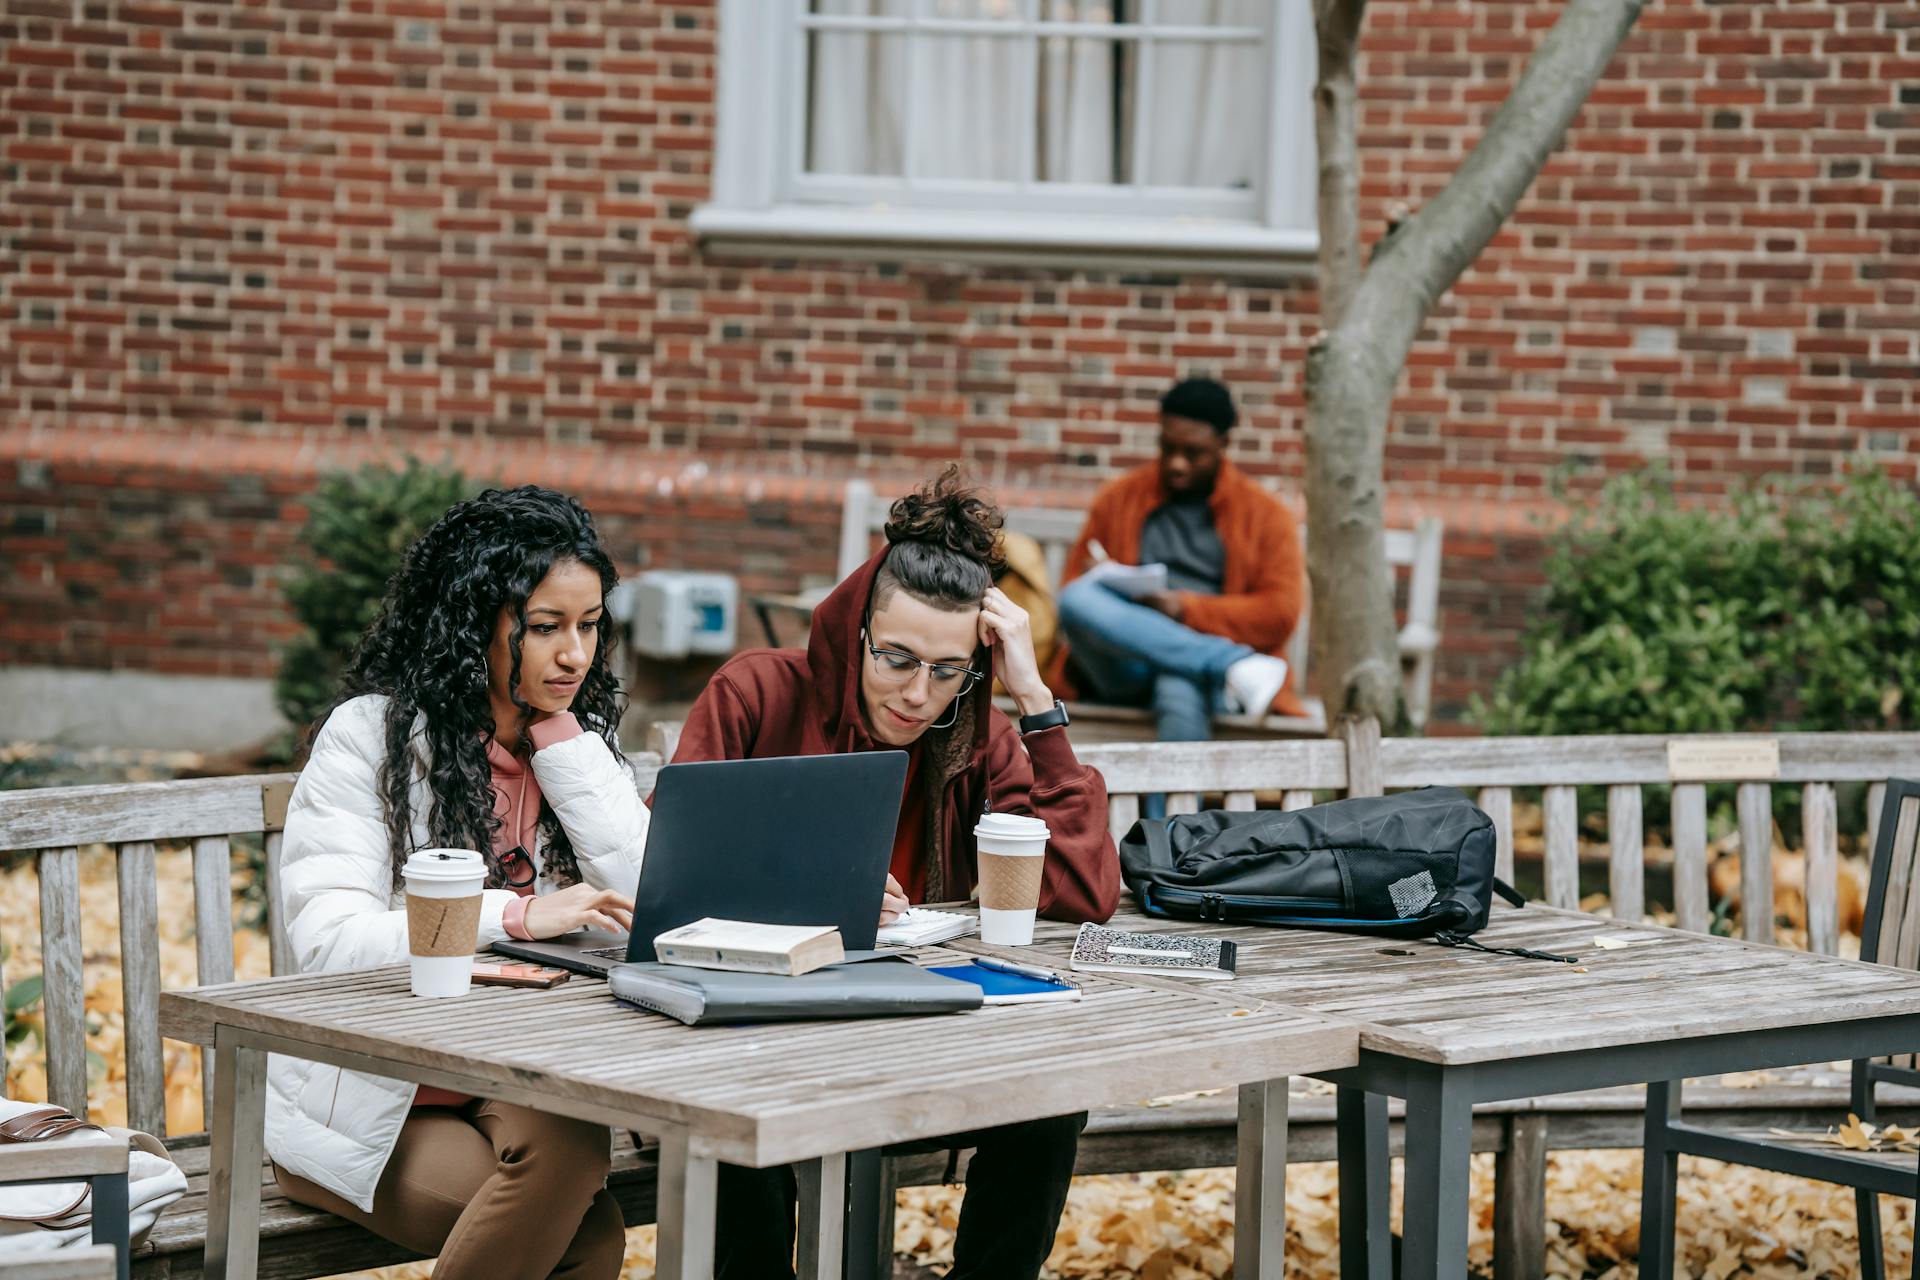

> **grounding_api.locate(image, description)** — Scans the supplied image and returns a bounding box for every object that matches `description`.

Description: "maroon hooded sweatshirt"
[670,549,1121,923]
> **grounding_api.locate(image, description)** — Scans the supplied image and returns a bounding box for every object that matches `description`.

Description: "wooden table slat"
[979,904,1920,1067]
[162,945,1356,1167]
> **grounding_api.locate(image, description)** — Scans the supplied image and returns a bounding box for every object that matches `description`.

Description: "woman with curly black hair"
[267,485,647,1280]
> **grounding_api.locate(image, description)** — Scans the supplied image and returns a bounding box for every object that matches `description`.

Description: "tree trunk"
[1304,0,1644,728]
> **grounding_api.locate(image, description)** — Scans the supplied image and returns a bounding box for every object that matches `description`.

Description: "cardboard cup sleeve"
[978,852,1045,911]
[407,893,483,957]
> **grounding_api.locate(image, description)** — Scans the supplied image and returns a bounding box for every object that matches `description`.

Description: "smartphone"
[470,961,570,989]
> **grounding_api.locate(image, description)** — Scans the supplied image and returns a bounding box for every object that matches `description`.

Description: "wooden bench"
[748,477,1446,734]
[6,729,1919,1277]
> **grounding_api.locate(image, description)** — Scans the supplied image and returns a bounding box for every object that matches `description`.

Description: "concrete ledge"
[0,667,284,751]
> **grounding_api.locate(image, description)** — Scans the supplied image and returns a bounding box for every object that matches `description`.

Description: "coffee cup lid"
[974,811,1049,841]
[403,849,486,882]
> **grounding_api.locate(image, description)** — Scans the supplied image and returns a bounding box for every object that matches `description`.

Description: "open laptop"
[492,750,908,977]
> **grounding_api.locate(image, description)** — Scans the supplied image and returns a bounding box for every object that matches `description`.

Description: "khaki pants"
[275,1098,624,1280]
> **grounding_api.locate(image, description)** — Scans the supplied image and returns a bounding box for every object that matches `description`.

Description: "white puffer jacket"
[266,694,648,1211]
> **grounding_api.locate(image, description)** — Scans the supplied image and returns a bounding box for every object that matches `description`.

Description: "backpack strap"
[1492,877,1526,908]
[1432,930,1581,964]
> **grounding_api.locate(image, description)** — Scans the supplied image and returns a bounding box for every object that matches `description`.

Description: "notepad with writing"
[1069,923,1237,981]
[876,907,976,947]
[925,961,1083,1005]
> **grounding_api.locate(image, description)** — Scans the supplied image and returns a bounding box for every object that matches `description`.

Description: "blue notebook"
[925,961,1083,1005]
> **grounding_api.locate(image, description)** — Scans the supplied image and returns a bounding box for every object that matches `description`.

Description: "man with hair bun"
[1048,376,1308,747]
[671,465,1119,1280]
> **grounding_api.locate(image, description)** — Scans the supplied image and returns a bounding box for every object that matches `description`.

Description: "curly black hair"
[873,464,1005,613]
[319,484,631,890]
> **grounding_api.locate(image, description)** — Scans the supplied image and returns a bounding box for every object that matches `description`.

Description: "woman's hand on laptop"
[880,873,909,926]
[522,885,635,939]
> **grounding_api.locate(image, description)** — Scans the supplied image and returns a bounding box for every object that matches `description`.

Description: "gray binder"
[607,953,983,1026]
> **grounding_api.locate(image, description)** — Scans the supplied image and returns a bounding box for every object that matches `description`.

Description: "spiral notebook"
[925,961,1083,1005]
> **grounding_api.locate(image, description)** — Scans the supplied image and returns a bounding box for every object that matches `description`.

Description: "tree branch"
[1353,0,1642,352]
[1313,0,1367,330]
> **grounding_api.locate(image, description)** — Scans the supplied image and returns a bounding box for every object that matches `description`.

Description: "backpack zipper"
[1153,884,1348,918]
[1146,884,1431,929]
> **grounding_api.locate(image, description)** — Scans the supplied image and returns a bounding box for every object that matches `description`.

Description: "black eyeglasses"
[861,629,981,694]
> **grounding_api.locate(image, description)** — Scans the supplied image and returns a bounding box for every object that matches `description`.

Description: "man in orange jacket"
[1048,378,1306,744]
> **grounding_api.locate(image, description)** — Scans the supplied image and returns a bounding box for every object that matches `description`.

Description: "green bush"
[1779,470,1920,731]
[1478,468,1920,738]
[273,459,476,738]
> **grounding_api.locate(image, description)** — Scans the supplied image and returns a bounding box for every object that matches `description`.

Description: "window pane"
[913,0,1029,181]
[1151,0,1260,28]
[1036,33,1129,183]
[806,26,908,177]
[1138,35,1261,188]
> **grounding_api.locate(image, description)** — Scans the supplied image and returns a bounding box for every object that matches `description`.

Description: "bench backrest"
[1863,779,1920,1072]
[1864,778,1920,971]
[0,754,664,1134]
[835,477,1446,727]
[8,731,1916,1132]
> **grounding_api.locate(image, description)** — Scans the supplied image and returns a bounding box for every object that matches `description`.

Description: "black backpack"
[1120,787,1566,958]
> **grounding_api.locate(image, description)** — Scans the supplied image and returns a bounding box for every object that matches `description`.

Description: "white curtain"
[806,0,1262,189]
[808,0,909,176]
[1139,0,1264,189]
[1038,0,1118,183]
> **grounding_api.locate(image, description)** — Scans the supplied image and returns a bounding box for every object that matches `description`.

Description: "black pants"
[713,1111,1086,1280]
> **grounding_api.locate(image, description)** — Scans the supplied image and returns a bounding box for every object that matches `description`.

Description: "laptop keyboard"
[582,946,628,960]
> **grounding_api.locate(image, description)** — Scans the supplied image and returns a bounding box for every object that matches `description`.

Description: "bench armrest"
[1396,621,1439,656]
[0,1133,129,1181]
[745,590,829,616]
[0,1243,118,1280]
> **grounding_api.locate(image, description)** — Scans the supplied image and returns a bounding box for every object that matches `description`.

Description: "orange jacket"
[1046,461,1309,716]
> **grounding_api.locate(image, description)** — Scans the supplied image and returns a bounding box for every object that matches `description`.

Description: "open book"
[1080,558,1169,601]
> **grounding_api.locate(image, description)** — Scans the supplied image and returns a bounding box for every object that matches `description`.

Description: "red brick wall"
[4,0,1914,727]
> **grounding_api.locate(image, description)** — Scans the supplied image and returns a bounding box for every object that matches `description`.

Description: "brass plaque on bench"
[1666,739,1780,783]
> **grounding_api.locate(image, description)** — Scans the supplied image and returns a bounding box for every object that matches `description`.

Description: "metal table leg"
[1400,1065,1475,1280]
[1637,1079,1683,1280]
[204,1028,266,1280]
[795,1152,847,1280]
[1336,1086,1392,1280]
[88,1165,130,1280]
[1493,1113,1548,1280]
[1235,1077,1289,1277]
[842,1149,893,1280]
[656,1126,718,1280]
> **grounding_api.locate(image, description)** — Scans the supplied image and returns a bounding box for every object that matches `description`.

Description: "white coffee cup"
[974,812,1050,946]
[402,849,488,998]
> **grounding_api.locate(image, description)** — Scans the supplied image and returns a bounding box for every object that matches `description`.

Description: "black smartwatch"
[1018,699,1071,735]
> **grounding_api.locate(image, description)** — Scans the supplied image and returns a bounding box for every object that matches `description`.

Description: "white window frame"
[694,0,1319,277]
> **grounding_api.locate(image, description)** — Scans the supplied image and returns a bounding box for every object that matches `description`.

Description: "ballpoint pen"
[976,956,1073,985]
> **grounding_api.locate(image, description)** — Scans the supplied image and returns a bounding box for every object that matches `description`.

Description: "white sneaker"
[1223,653,1290,717]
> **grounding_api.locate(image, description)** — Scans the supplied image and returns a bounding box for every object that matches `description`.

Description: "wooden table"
[159,951,1356,1280]
[967,903,1920,1280]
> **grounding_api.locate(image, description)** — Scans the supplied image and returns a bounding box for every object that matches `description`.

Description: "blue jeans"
[1057,577,1253,745]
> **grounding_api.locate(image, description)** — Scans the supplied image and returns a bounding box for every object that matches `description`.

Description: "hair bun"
[882,464,1005,574]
